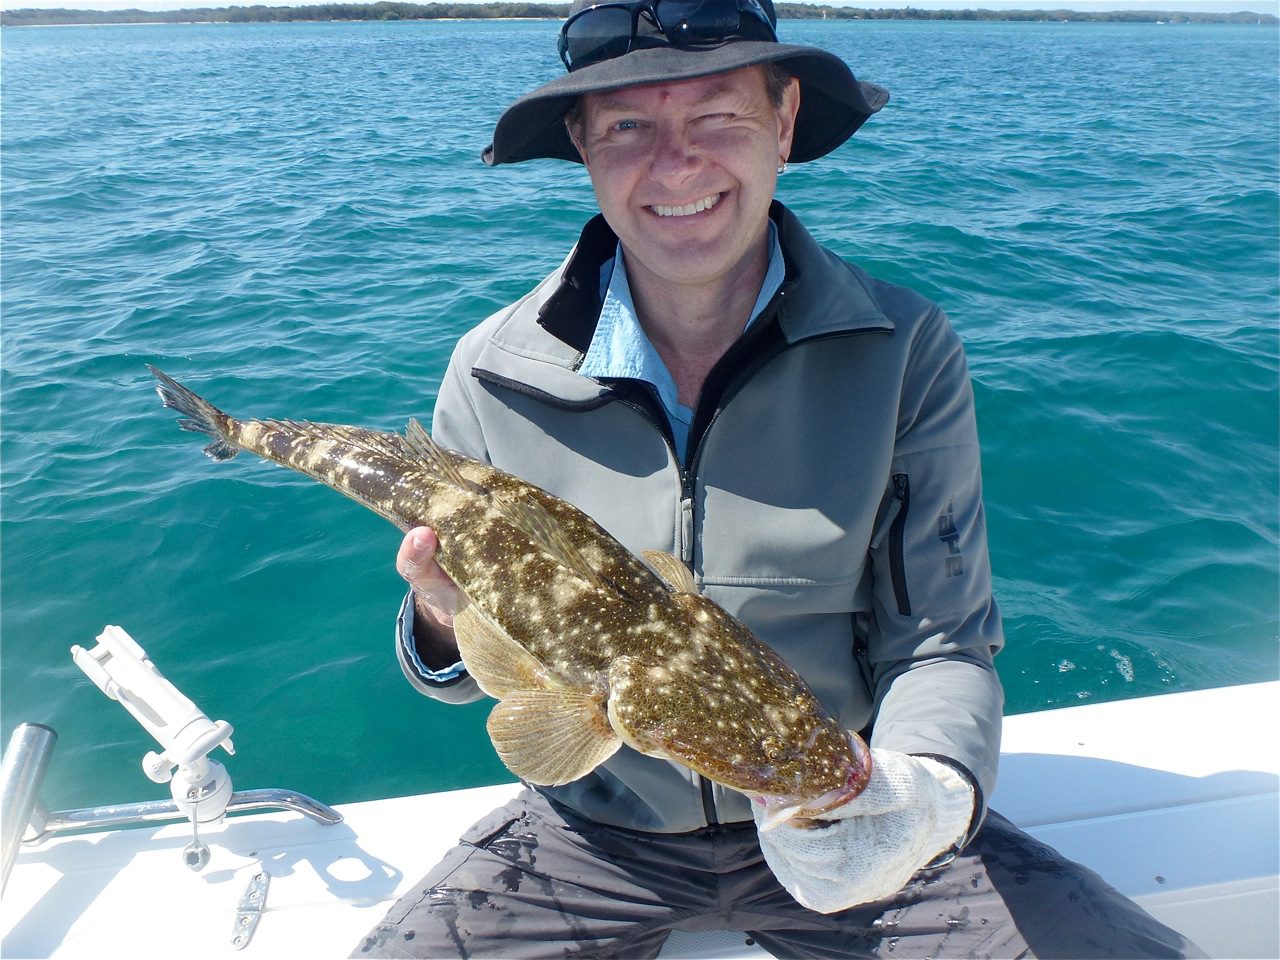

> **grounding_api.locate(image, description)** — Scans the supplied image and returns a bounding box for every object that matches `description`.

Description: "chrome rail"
[27,788,344,841]
[2,722,343,885]
[1,724,58,894]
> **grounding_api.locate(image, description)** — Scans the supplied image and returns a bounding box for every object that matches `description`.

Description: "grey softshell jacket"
[399,203,1005,837]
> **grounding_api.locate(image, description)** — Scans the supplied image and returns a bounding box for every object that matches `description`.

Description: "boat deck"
[3,682,1277,958]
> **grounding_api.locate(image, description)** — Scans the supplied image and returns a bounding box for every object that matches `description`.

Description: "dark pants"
[353,789,1205,959]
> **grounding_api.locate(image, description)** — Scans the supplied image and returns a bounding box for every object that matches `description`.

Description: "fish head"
[618,659,873,826]
[750,730,874,830]
[687,617,874,823]
[604,596,875,821]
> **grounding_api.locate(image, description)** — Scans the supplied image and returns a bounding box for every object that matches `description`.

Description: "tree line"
[3,2,1275,27]
[1,2,564,24]
[781,5,1275,20]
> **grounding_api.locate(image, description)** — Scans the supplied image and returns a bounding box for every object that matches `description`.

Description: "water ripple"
[2,19,1276,806]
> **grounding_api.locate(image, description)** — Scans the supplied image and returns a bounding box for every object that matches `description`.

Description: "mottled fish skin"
[150,366,872,818]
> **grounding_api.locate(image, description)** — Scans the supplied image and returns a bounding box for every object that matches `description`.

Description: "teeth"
[653,193,720,218]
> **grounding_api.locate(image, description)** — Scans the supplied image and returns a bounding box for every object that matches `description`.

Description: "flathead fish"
[150,366,872,825]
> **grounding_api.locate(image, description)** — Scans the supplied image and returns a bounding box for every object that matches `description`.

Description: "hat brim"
[483,42,888,166]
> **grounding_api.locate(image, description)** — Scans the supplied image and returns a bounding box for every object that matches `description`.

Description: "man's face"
[572,66,800,298]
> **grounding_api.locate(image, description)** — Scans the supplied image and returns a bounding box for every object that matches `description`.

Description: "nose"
[648,121,702,186]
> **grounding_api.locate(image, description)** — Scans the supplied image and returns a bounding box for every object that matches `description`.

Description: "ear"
[776,76,801,163]
[564,114,590,165]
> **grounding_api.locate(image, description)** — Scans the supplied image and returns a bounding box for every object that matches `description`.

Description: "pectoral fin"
[453,602,546,699]
[454,601,621,785]
[487,689,621,786]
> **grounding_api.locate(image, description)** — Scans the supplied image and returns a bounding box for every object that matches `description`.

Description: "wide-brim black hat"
[483,3,888,166]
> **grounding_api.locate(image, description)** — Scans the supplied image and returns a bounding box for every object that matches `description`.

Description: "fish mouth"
[649,192,722,219]
[752,734,874,832]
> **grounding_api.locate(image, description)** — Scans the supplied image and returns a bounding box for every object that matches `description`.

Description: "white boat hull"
[3,682,1277,958]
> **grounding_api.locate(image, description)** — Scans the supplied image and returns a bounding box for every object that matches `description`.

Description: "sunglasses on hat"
[558,0,778,73]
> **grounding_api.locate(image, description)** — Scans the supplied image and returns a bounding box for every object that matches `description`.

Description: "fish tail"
[148,365,240,462]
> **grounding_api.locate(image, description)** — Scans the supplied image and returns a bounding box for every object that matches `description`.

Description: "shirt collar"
[578,220,786,421]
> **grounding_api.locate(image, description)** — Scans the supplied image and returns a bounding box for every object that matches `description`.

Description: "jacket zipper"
[676,465,720,825]
[889,473,912,617]
[678,290,791,828]
[613,403,717,825]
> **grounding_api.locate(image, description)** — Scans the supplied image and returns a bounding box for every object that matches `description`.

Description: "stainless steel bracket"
[231,868,270,950]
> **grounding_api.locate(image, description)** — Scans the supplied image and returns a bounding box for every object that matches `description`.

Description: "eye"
[612,119,641,132]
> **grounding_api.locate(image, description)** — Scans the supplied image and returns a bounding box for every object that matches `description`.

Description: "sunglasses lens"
[558,0,777,70]
[563,6,637,70]
[656,0,738,42]
[736,0,778,41]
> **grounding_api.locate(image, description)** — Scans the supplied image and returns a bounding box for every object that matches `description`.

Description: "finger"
[397,527,461,627]
[397,527,439,585]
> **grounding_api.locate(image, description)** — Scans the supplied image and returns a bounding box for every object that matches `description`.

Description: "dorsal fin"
[643,550,698,594]
[268,420,412,462]
[404,419,604,590]
[497,493,606,590]
[404,418,478,490]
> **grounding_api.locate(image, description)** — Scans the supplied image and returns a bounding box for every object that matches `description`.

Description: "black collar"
[535,214,618,355]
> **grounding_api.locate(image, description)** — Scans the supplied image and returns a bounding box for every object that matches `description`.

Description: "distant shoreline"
[3,2,1276,27]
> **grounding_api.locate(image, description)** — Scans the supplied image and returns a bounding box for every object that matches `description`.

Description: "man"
[356,2,1203,956]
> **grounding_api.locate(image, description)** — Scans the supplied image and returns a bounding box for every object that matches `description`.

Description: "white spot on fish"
[553,580,591,609]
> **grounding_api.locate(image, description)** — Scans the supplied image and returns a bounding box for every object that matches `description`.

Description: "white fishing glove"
[754,748,975,914]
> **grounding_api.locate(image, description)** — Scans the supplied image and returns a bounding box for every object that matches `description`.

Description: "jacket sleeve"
[391,333,491,705]
[863,304,1005,843]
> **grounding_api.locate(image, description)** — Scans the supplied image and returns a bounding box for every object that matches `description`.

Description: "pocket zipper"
[889,473,912,617]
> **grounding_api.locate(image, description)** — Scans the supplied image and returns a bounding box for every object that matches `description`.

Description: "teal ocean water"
[2,19,1277,812]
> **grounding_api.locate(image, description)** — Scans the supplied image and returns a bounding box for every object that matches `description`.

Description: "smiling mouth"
[650,193,722,218]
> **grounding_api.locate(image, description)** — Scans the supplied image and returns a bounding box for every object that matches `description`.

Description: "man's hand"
[398,527,463,668]
[754,748,975,914]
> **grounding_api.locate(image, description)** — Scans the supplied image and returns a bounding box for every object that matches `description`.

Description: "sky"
[2,0,1276,18]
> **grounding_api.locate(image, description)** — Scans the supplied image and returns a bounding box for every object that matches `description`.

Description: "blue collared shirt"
[578,222,785,463]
